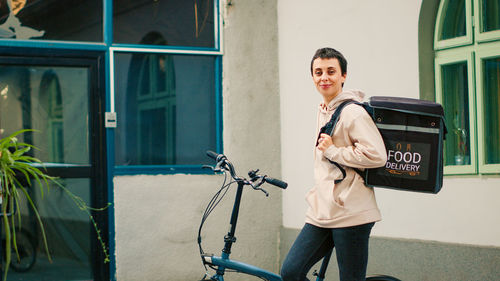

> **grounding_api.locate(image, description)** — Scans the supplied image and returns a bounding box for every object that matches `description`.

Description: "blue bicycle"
[198,151,400,281]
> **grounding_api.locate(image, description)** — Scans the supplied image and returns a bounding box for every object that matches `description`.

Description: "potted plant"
[0,129,109,280]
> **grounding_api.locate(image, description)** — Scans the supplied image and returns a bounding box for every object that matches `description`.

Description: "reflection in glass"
[40,70,64,163]
[113,0,215,47]
[0,64,96,280]
[11,179,93,281]
[439,0,466,40]
[0,0,44,39]
[0,65,90,164]
[114,52,217,166]
[441,62,471,166]
[0,0,102,42]
[483,57,500,164]
[482,0,500,32]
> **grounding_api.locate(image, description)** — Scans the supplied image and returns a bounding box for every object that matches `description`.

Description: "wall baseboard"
[280,226,500,281]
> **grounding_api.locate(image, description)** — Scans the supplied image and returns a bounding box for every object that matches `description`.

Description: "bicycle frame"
[201,178,330,281]
[201,179,281,281]
[202,254,282,281]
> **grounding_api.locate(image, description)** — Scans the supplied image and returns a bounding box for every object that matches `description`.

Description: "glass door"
[0,49,108,280]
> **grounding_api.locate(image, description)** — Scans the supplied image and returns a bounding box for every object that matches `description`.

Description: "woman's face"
[312,58,346,104]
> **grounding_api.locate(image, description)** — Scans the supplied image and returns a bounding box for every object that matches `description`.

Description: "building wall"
[280,229,500,281]
[113,1,283,280]
[278,0,500,279]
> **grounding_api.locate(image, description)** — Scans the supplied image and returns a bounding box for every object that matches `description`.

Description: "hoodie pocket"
[306,183,345,220]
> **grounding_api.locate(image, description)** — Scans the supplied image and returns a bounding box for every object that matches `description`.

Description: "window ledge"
[113,165,214,175]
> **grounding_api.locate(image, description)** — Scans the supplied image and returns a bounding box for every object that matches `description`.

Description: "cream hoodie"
[305,90,387,228]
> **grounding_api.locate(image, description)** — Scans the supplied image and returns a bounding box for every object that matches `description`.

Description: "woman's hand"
[317,133,334,152]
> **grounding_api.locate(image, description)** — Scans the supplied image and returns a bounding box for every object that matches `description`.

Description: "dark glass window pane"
[12,179,93,281]
[482,0,500,32]
[114,52,217,166]
[113,0,215,47]
[139,107,167,164]
[0,64,96,280]
[441,62,471,166]
[440,0,466,40]
[0,65,90,165]
[483,57,500,164]
[0,0,102,42]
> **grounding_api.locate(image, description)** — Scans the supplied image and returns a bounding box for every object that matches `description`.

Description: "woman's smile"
[312,58,346,104]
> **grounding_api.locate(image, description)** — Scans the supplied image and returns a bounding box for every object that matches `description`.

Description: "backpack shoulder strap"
[317,99,363,184]
[317,100,357,144]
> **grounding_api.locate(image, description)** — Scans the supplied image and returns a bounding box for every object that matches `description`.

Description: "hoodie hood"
[320,89,366,113]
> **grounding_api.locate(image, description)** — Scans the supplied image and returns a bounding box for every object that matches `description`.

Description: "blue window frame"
[112,51,222,174]
[0,0,223,174]
[0,3,223,280]
[110,1,223,174]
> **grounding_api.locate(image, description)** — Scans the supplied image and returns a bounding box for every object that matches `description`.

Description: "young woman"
[281,48,387,281]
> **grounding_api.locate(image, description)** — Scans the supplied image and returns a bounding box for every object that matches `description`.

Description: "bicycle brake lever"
[245,179,266,196]
[203,165,223,173]
[259,188,269,197]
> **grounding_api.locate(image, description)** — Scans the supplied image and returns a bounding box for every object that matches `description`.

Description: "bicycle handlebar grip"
[206,150,219,160]
[264,177,288,189]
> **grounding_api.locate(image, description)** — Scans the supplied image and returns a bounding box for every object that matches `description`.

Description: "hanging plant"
[0,129,109,281]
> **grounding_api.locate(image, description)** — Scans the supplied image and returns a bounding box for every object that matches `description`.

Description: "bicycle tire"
[366,275,402,281]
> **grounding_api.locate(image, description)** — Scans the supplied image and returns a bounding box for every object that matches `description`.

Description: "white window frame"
[435,48,478,175]
[475,44,500,173]
[434,0,473,50]
[434,0,500,175]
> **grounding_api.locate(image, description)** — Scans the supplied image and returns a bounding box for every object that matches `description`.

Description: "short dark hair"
[310,47,348,76]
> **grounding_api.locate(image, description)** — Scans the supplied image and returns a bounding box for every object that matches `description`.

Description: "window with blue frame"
[113,0,214,47]
[0,0,103,41]
[0,0,222,173]
[113,52,218,166]
[112,0,222,172]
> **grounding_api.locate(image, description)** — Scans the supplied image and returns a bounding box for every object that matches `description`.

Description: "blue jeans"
[281,222,375,281]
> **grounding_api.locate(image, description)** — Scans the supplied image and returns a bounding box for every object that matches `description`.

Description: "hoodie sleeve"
[323,104,387,168]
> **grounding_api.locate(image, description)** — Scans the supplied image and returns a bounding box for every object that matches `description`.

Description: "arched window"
[125,32,176,165]
[135,52,176,164]
[39,70,64,162]
[434,0,500,174]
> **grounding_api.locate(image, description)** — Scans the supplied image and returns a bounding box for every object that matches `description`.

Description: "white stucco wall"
[279,0,500,247]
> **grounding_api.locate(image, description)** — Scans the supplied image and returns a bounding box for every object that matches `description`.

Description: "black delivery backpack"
[319,96,447,194]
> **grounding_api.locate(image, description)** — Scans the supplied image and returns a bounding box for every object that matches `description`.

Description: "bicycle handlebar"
[206,150,287,190]
[263,176,288,189]
[199,151,288,276]
[206,150,220,161]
